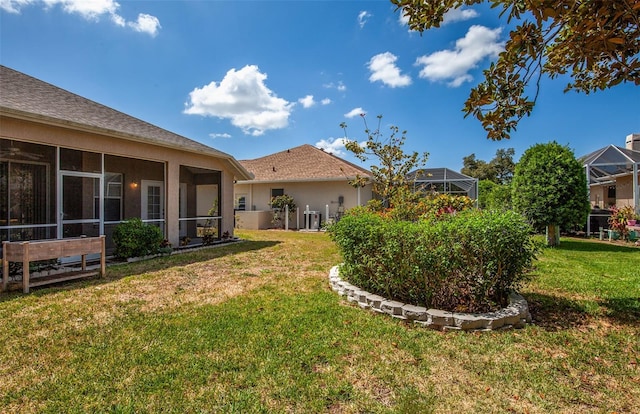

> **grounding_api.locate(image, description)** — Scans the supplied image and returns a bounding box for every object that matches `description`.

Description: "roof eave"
[1,107,253,180]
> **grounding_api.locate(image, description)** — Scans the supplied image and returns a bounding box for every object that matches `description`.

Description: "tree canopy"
[461,148,515,184]
[512,141,590,245]
[341,114,429,209]
[392,0,640,140]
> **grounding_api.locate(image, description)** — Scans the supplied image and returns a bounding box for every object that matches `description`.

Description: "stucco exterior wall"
[234,180,373,229]
[615,174,639,208]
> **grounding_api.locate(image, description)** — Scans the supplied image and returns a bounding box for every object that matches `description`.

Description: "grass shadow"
[553,238,639,253]
[0,239,281,301]
[525,292,640,331]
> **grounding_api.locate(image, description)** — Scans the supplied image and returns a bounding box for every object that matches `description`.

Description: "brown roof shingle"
[238,144,371,182]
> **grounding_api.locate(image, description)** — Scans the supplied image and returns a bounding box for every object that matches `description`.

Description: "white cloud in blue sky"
[358,10,371,28]
[0,0,160,36]
[315,138,349,157]
[209,133,232,139]
[344,108,366,119]
[367,52,412,88]
[398,6,478,27]
[298,95,315,108]
[184,65,293,137]
[415,25,504,87]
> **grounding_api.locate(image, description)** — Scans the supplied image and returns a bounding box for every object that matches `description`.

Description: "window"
[270,188,284,207]
[236,195,246,211]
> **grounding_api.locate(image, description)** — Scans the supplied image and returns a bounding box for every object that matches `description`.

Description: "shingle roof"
[238,144,371,183]
[0,65,251,179]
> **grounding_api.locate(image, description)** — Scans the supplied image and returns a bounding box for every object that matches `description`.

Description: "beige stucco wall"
[234,180,373,229]
[590,173,639,210]
[235,210,274,230]
[615,174,639,208]
[2,116,240,246]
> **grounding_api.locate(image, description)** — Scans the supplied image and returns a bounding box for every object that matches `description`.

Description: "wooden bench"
[2,236,106,293]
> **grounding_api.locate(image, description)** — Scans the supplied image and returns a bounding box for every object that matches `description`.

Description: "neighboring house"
[0,65,252,252]
[234,144,373,229]
[581,133,640,233]
[407,168,479,201]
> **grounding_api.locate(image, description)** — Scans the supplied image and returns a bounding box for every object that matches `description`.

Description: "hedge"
[328,209,537,313]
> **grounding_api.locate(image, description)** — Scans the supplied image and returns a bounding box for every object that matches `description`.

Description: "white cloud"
[315,138,349,157]
[321,98,331,105]
[367,52,412,88]
[323,81,346,92]
[344,108,366,118]
[1,0,33,13]
[1,0,160,36]
[128,13,161,37]
[398,7,477,28]
[298,95,315,109]
[184,65,293,137]
[415,25,503,87]
[358,10,371,28]
[442,8,479,24]
[209,132,232,139]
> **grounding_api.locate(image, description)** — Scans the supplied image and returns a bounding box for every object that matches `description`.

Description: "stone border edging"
[329,265,531,331]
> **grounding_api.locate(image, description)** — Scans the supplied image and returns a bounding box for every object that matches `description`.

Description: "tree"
[492,148,516,184]
[392,0,640,140]
[461,148,515,185]
[341,114,429,209]
[478,179,512,210]
[512,142,590,246]
[461,154,497,182]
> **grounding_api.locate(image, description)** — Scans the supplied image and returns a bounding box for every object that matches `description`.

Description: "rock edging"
[329,265,531,331]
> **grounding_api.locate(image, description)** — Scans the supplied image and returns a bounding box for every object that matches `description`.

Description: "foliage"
[512,142,590,246]
[462,148,515,185]
[329,208,537,312]
[341,114,429,209]
[270,194,296,228]
[478,179,512,211]
[112,218,164,259]
[355,190,474,222]
[392,0,640,140]
[608,205,636,240]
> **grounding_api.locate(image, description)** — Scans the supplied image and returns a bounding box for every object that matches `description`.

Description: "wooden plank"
[2,236,106,293]
[28,271,100,288]
[2,242,9,292]
[23,243,30,294]
[3,242,27,262]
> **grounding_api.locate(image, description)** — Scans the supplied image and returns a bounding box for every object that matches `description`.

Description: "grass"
[1,231,638,413]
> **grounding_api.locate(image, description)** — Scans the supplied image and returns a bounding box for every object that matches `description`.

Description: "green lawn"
[1,231,638,413]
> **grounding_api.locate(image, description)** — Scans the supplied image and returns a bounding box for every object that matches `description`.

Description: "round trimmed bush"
[113,218,164,259]
[328,208,537,313]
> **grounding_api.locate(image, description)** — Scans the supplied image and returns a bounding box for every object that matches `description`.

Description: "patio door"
[141,180,165,229]
[60,172,101,239]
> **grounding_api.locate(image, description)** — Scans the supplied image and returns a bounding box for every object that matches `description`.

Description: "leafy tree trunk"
[545,224,560,247]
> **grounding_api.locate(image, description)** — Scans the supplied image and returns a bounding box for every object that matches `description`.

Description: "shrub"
[113,218,164,259]
[329,209,537,312]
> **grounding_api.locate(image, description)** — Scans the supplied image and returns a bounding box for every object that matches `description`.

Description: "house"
[234,144,373,229]
[582,133,640,234]
[407,168,478,201]
[0,65,252,252]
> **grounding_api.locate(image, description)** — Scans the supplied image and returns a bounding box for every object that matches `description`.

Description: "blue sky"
[1,0,638,171]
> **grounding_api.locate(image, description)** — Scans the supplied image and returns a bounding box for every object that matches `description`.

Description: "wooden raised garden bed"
[2,236,106,293]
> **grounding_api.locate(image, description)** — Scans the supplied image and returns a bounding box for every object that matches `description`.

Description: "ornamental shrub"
[113,218,164,259]
[328,208,537,312]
